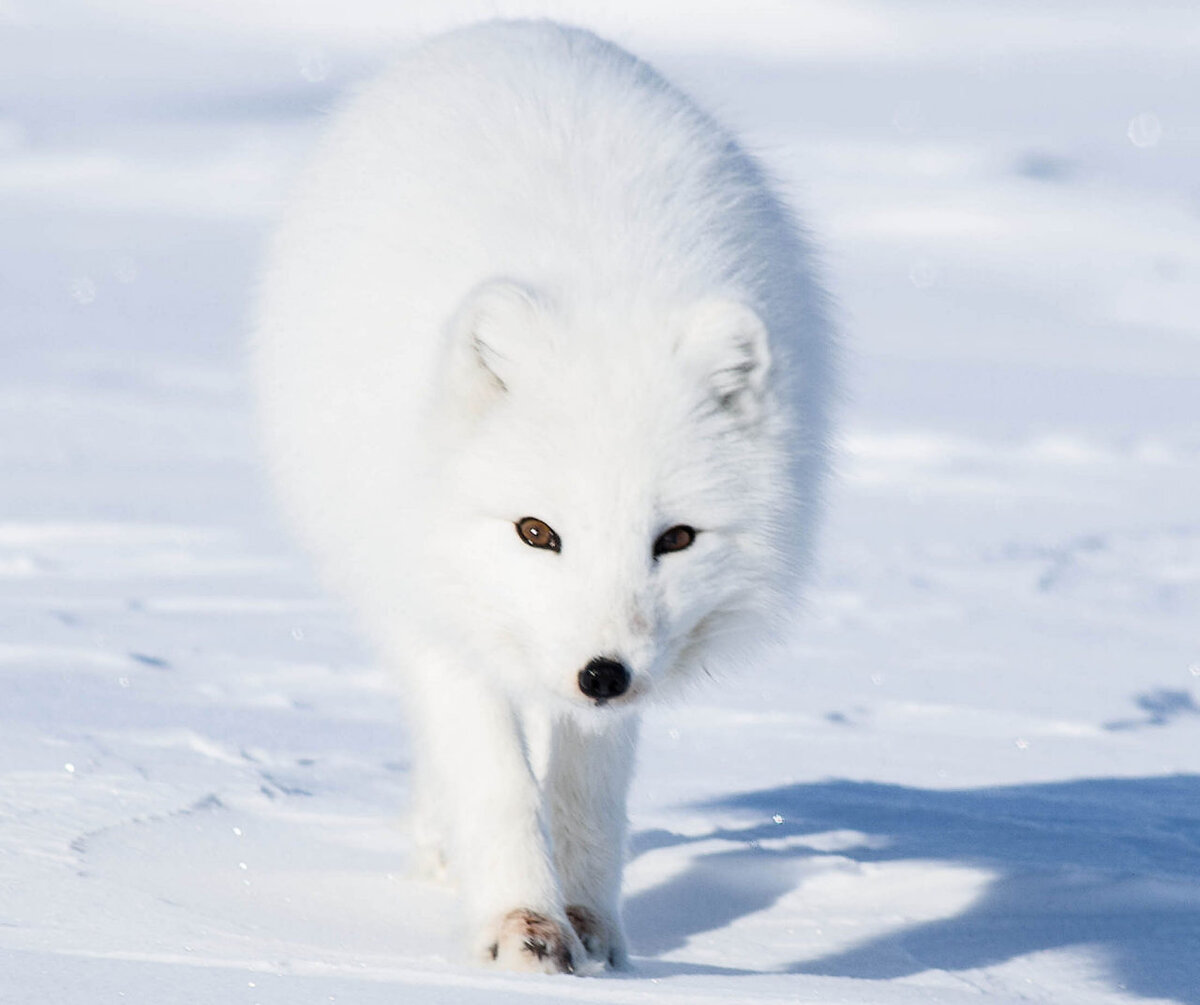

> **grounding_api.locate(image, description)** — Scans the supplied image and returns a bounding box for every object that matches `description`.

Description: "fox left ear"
[441,278,546,417]
[674,300,771,419]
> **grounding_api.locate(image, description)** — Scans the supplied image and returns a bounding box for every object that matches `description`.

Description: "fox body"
[254,20,832,974]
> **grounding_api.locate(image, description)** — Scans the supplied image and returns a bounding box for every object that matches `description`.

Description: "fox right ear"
[674,299,771,421]
[442,279,546,413]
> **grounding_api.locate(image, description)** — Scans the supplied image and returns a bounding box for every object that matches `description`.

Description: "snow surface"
[2,2,1199,1002]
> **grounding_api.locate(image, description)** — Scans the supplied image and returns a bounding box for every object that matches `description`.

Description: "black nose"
[578,657,630,702]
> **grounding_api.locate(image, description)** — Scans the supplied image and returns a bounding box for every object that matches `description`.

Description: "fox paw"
[483,909,583,974]
[566,904,628,969]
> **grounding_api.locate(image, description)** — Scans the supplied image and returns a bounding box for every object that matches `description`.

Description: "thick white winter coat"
[254,19,833,974]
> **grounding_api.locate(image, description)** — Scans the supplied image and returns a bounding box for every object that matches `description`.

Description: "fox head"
[414,278,801,715]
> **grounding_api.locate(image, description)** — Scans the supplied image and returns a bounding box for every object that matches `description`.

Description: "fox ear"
[443,279,545,411]
[675,299,771,419]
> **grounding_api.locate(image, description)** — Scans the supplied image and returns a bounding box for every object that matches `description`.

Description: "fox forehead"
[455,401,754,543]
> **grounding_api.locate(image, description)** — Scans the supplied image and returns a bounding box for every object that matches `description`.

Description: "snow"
[2,2,1198,1002]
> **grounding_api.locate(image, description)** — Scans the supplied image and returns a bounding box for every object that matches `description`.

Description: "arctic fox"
[254,20,832,974]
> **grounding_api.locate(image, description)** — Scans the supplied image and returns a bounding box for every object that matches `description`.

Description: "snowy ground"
[2,2,1199,1003]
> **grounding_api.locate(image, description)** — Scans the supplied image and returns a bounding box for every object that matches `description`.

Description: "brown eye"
[516,516,561,552]
[653,524,696,558]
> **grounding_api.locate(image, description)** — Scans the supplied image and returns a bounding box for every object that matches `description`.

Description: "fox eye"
[516,516,561,552]
[653,524,696,558]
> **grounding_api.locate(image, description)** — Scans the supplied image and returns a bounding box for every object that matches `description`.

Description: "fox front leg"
[544,713,640,969]
[408,664,584,973]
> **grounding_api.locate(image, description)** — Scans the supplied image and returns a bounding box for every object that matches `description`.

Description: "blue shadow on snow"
[625,775,1200,1003]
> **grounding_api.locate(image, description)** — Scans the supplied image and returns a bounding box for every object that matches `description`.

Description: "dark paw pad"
[493,909,575,974]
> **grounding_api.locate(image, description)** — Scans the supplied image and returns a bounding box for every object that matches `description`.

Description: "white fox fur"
[253,19,833,974]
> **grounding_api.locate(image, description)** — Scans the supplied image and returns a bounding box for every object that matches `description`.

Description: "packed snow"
[2,2,1198,1002]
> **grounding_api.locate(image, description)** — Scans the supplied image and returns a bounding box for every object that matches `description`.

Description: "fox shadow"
[624,775,1200,1002]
